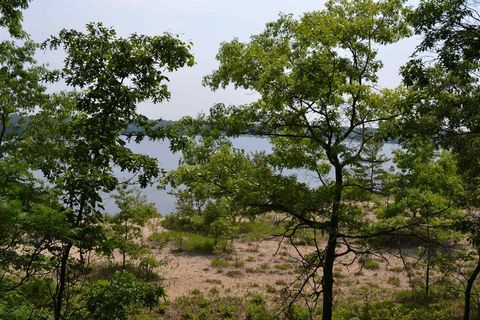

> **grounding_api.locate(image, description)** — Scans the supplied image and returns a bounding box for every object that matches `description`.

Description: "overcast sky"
[20,0,418,120]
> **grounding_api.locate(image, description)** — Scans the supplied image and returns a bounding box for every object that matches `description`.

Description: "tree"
[397,1,480,318]
[0,40,46,155]
[349,139,389,200]
[409,0,480,71]
[0,0,31,38]
[0,0,57,299]
[459,215,480,320]
[24,23,193,319]
[110,187,159,268]
[0,167,63,294]
[165,139,259,250]
[379,140,464,299]
[398,0,480,204]
[200,1,410,318]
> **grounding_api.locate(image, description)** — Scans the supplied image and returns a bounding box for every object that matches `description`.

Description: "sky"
[20,0,418,120]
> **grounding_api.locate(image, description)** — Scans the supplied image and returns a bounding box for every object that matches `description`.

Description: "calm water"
[106,137,397,214]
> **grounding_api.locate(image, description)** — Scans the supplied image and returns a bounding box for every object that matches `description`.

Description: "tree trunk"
[54,244,72,320]
[54,201,85,320]
[425,221,431,300]
[122,221,128,268]
[425,249,430,299]
[322,165,342,320]
[322,226,337,320]
[464,251,480,320]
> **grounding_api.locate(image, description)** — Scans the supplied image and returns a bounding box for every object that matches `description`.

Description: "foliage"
[210,257,229,268]
[159,292,462,320]
[108,187,159,267]
[376,140,464,297]
[397,0,480,204]
[362,260,380,270]
[0,155,66,295]
[0,14,52,294]
[238,219,283,241]
[149,231,217,255]
[160,293,274,320]
[164,141,266,250]
[184,1,411,318]
[15,21,193,319]
[0,277,54,320]
[333,299,461,320]
[348,139,390,201]
[380,140,463,220]
[85,270,165,320]
[0,0,31,38]
[1,1,480,319]
[0,40,47,154]
[395,1,480,318]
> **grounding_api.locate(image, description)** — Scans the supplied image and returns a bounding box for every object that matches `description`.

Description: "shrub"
[233,256,245,268]
[0,277,54,320]
[211,257,229,268]
[275,263,291,270]
[149,231,216,254]
[275,279,286,286]
[239,221,276,241]
[265,284,275,293]
[226,270,242,277]
[363,260,380,270]
[387,276,401,287]
[85,270,165,320]
[148,231,180,248]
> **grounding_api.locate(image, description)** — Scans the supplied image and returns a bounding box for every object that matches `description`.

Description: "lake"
[107,137,397,214]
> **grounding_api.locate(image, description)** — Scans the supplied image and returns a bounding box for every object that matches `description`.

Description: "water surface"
[107,137,397,214]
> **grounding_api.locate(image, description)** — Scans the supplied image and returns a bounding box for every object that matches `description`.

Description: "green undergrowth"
[237,219,321,245]
[148,231,223,255]
[333,299,462,320]
[153,213,289,255]
[159,292,312,320]
[89,262,162,282]
[237,220,283,241]
[157,285,466,320]
[0,277,54,319]
[333,284,464,320]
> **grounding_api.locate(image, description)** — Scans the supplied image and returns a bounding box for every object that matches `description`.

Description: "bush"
[285,304,315,320]
[239,221,276,241]
[148,231,179,248]
[181,233,216,254]
[139,254,165,276]
[85,270,165,320]
[363,260,380,270]
[275,263,291,270]
[292,228,319,246]
[90,262,161,282]
[211,257,229,268]
[0,277,53,320]
[149,231,216,254]
[387,277,401,287]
